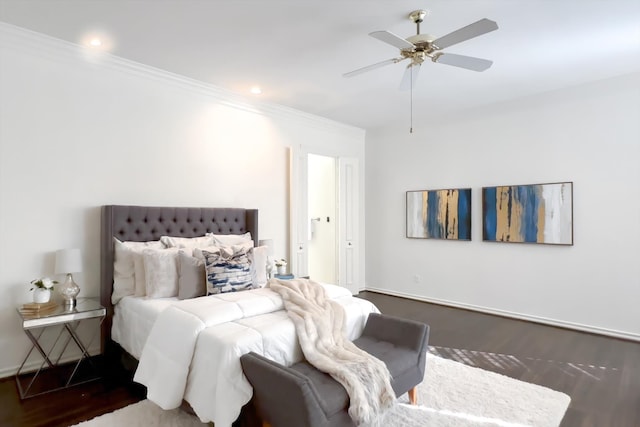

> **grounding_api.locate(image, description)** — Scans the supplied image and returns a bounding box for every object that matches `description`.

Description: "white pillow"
[209,232,252,247]
[143,248,180,298]
[133,252,147,297]
[130,244,167,298]
[160,235,214,249]
[193,245,221,260]
[249,246,269,288]
[112,238,163,303]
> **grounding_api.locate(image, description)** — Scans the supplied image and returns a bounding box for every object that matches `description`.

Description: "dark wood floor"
[1,291,639,426]
[359,291,640,427]
[0,373,143,427]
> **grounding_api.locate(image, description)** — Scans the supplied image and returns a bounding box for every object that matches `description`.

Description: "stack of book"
[19,301,58,317]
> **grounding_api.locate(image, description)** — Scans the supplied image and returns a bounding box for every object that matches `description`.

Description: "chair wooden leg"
[262,422,272,427]
[408,386,418,405]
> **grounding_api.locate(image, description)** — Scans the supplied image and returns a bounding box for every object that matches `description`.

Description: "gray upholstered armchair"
[240,313,430,427]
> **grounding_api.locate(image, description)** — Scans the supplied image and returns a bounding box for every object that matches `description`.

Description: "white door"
[290,146,309,278]
[338,157,359,294]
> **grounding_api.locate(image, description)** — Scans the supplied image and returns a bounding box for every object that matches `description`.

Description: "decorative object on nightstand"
[258,239,275,279]
[55,248,82,308]
[29,277,57,303]
[275,259,287,275]
[19,300,58,315]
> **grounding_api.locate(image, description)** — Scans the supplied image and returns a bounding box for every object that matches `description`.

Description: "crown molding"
[0,22,364,139]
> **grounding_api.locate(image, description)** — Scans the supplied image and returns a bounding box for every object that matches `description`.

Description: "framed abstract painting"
[406,188,471,240]
[482,181,573,245]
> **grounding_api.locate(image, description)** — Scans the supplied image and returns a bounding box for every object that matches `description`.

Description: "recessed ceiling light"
[80,31,113,52]
[250,86,262,95]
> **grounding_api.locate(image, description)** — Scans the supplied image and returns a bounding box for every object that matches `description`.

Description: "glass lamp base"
[60,273,80,308]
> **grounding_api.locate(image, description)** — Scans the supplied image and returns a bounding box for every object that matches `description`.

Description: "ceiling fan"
[344,10,499,90]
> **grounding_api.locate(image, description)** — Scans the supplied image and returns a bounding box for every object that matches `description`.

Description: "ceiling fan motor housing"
[406,33,436,48]
[404,34,436,64]
[404,11,437,64]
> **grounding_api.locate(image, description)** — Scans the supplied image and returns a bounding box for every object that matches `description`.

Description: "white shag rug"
[72,354,570,427]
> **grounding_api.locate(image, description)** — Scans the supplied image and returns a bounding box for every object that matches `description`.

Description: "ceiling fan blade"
[432,18,498,50]
[399,64,421,91]
[434,53,493,71]
[343,57,405,78]
[369,30,415,50]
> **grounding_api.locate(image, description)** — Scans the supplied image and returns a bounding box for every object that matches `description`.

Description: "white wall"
[365,72,640,340]
[0,24,365,377]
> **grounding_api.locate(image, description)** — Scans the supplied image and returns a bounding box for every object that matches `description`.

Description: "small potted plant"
[30,277,57,303]
[275,259,288,275]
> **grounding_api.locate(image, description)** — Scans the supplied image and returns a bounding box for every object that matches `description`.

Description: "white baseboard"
[0,344,101,379]
[363,287,640,342]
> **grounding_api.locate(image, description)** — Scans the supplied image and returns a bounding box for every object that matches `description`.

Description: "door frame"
[289,144,362,294]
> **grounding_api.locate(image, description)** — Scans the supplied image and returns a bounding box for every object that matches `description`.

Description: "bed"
[99,205,378,427]
[100,205,259,354]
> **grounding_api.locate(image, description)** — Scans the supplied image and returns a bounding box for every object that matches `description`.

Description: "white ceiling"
[1,0,639,131]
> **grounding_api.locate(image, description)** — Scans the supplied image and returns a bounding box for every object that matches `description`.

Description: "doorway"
[290,144,360,294]
[307,154,337,283]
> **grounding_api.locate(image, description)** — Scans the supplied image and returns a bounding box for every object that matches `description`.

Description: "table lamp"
[55,248,82,308]
[258,239,275,279]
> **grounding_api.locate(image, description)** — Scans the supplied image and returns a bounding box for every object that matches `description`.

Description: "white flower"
[41,277,54,289]
[30,277,58,291]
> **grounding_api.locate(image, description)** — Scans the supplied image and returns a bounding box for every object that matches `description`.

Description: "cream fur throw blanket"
[268,279,395,426]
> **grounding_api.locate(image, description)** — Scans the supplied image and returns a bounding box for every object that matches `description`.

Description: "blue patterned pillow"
[203,247,254,295]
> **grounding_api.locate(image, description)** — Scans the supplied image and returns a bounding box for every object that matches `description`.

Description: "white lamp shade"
[55,248,82,274]
[258,239,275,256]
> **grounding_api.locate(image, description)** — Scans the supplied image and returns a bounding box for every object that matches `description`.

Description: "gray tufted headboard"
[100,205,258,353]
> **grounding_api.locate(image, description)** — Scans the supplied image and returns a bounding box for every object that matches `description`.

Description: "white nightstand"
[15,297,106,398]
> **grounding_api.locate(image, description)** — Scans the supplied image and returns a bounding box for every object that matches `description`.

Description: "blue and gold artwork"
[482,182,573,245]
[406,188,472,240]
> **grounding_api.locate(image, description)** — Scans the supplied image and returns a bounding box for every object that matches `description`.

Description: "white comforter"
[133,284,379,427]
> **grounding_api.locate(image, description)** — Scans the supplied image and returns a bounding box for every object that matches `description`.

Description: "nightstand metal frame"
[15,298,106,399]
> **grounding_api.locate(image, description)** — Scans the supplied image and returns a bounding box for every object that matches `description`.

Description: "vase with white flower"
[275,259,288,275]
[30,277,57,304]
